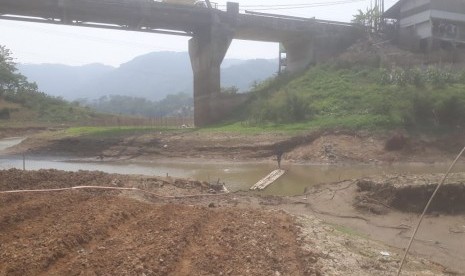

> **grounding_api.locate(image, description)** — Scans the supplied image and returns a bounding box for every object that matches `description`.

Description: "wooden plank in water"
[250,169,286,190]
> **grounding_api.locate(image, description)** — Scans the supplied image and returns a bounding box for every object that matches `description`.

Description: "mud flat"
[355,173,465,214]
[6,129,465,165]
[302,173,465,274]
[0,169,452,275]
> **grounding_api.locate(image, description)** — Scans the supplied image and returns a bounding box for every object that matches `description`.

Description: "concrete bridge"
[0,0,361,126]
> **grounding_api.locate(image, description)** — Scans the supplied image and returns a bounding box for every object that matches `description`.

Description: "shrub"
[0,108,10,119]
[436,95,465,128]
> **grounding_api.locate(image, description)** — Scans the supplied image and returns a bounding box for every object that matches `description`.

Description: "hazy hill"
[17,63,114,99]
[19,52,278,101]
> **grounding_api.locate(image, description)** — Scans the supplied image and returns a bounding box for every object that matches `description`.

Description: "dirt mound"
[0,169,453,275]
[355,174,465,214]
[0,194,319,275]
[0,169,318,275]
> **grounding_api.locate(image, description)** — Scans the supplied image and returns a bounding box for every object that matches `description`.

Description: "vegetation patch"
[65,126,175,138]
[0,45,106,124]
[221,64,465,133]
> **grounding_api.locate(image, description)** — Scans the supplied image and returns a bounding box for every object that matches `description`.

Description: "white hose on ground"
[397,145,465,276]
[0,185,229,199]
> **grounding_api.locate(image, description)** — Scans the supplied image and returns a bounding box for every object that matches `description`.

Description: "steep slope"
[237,65,465,131]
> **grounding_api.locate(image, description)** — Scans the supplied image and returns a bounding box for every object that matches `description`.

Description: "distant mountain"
[17,63,114,99]
[222,59,278,89]
[18,52,278,101]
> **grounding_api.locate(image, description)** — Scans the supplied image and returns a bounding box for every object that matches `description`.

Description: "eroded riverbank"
[1,132,465,274]
[5,128,465,165]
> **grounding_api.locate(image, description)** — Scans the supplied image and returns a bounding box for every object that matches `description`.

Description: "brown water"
[1,156,465,195]
[1,138,465,196]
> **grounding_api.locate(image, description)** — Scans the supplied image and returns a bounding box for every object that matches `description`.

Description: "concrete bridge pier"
[189,18,234,127]
[282,38,315,73]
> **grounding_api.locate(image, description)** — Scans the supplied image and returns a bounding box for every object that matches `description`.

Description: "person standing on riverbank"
[276,151,283,169]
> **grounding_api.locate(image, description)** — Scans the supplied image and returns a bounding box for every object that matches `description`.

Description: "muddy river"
[1,138,464,195]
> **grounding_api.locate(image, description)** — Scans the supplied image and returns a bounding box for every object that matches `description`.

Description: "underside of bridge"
[0,0,362,127]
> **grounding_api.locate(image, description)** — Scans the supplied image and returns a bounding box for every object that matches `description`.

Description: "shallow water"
[2,156,465,196]
[1,138,464,196]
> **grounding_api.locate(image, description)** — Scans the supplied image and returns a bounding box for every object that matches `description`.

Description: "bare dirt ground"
[0,169,454,275]
[6,128,465,165]
[301,173,465,274]
[0,127,47,139]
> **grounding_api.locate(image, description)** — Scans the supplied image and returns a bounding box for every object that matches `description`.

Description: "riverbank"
[1,129,465,274]
[4,127,465,165]
[0,169,454,275]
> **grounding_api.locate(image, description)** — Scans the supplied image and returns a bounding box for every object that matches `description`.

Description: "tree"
[0,45,19,95]
[352,6,382,33]
[221,86,239,95]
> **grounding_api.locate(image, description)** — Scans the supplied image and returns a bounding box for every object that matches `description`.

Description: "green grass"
[64,126,177,137]
[204,114,393,134]
[225,65,465,132]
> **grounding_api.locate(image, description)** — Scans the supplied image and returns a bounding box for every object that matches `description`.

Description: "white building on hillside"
[384,0,465,51]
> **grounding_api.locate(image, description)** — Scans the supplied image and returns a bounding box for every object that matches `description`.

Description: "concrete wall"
[414,21,433,38]
[431,0,465,15]
[399,0,465,27]
[431,10,465,23]
[401,0,430,13]
[396,0,465,49]
[400,10,430,27]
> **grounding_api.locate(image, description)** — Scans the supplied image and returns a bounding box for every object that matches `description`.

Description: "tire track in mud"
[39,203,214,276]
[170,209,318,275]
[169,209,212,276]
[0,193,139,276]
[0,169,323,275]
[0,192,92,235]
[41,197,144,276]
[91,204,210,276]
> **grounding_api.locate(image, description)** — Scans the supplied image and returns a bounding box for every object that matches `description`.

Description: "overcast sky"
[0,0,399,66]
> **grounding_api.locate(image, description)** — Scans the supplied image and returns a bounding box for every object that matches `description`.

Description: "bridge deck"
[0,0,356,42]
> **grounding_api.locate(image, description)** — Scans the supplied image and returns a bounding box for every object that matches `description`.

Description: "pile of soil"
[355,173,465,214]
[0,169,319,276]
[0,169,225,198]
[0,169,450,275]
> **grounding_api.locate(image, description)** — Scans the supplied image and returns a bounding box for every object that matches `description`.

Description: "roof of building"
[384,0,404,19]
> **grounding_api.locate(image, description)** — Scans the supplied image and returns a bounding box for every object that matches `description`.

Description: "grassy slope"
[0,87,111,126]
[211,65,465,134]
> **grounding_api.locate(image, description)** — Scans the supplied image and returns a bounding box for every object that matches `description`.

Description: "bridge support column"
[189,22,233,127]
[282,38,315,73]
